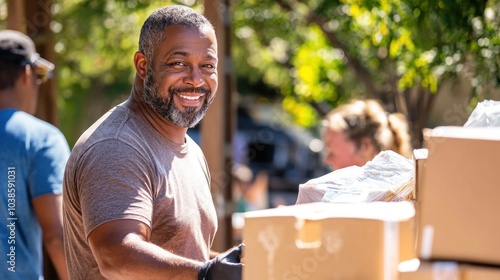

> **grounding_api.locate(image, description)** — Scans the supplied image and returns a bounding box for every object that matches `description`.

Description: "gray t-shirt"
[63,105,217,279]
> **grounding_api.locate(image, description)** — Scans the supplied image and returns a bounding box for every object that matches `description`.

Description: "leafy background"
[2,0,500,146]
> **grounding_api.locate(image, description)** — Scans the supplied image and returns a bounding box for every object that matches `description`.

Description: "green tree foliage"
[232,0,500,145]
[6,0,498,145]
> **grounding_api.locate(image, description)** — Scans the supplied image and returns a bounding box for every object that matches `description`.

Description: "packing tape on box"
[295,219,322,249]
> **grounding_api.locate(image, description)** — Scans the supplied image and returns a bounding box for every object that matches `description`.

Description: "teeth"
[179,95,200,101]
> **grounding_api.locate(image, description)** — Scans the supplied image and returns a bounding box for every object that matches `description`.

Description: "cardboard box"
[399,259,500,280]
[243,202,416,280]
[417,126,500,265]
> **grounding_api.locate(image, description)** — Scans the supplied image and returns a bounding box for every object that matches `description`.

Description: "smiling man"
[63,5,243,280]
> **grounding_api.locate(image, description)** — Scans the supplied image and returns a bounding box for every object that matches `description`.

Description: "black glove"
[198,243,244,280]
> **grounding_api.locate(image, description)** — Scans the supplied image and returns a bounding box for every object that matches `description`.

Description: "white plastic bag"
[296,150,414,204]
[464,99,500,127]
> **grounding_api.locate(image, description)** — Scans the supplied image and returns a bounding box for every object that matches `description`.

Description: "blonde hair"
[322,99,413,158]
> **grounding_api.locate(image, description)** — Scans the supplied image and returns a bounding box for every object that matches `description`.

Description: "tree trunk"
[25,0,59,126]
[202,0,236,251]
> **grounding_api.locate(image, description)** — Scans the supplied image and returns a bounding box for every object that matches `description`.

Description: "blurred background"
[3,0,500,263]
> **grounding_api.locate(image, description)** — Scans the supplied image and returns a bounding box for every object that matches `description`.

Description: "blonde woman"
[321,99,413,170]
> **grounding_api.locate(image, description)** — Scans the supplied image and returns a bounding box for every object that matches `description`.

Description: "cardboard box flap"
[244,201,415,222]
[412,148,428,160]
[424,126,500,141]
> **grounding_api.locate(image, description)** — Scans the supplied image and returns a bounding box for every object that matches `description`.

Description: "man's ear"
[20,65,32,85]
[134,51,148,80]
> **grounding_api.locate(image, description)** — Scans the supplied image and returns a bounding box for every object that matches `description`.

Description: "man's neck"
[126,84,187,145]
[0,89,19,111]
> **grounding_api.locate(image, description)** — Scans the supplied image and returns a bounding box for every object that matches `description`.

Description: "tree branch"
[274,0,380,98]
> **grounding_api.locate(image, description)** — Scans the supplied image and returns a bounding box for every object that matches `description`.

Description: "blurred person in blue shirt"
[0,30,69,280]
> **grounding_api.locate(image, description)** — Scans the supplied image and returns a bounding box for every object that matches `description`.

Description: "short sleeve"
[28,128,70,198]
[75,139,156,238]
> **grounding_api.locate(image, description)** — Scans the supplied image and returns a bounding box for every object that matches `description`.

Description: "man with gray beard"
[63,5,243,280]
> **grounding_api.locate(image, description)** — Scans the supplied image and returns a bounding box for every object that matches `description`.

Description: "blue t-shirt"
[0,109,70,280]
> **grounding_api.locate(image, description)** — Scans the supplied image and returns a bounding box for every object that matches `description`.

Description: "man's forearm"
[93,235,204,280]
[44,236,68,280]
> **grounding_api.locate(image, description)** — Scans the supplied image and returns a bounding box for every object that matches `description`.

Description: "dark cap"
[0,30,54,80]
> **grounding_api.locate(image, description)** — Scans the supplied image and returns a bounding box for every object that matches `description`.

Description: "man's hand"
[198,243,244,280]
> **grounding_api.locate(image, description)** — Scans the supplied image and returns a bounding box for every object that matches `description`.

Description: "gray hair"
[139,5,214,60]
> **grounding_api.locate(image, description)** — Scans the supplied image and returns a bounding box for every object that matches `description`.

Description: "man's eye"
[203,64,217,72]
[168,62,185,67]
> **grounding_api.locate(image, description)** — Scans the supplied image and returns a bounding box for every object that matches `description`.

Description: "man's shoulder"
[2,109,66,140]
[5,109,56,128]
[72,105,150,156]
[75,106,131,143]
[185,134,202,151]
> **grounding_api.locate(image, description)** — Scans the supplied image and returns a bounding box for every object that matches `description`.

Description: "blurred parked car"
[189,106,329,207]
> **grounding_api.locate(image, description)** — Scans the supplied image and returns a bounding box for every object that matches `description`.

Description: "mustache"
[170,86,211,95]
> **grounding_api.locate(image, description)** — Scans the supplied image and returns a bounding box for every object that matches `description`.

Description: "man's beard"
[142,65,213,128]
